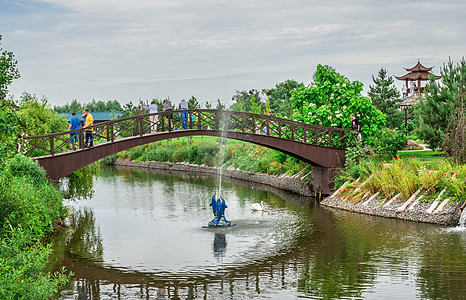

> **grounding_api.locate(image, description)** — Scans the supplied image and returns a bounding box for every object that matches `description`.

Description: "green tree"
[16,93,68,136]
[414,58,466,150]
[215,98,227,110]
[54,99,123,112]
[0,99,19,163]
[368,68,403,128]
[290,64,386,142]
[263,79,304,118]
[229,89,263,112]
[188,96,200,109]
[249,95,262,114]
[0,35,20,99]
[204,101,212,109]
[68,99,84,113]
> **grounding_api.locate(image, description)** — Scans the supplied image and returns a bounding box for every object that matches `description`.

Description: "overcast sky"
[1,0,465,107]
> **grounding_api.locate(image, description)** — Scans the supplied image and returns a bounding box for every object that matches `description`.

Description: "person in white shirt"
[147,100,158,133]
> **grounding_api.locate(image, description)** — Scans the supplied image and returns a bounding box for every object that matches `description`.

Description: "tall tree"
[0,35,20,99]
[290,64,386,142]
[263,79,304,118]
[368,68,403,128]
[204,101,212,109]
[414,58,466,150]
[0,100,18,162]
[215,99,227,110]
[188,96,200,109]
[16,93,68,136]
[229,89,262,112]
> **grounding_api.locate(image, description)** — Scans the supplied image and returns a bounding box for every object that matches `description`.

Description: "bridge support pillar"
[312,166,333,199]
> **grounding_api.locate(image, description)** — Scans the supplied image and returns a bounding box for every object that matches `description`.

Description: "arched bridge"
[18,110,354,195]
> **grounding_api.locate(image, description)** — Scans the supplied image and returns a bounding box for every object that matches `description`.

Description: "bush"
[6,154,47,185]
[172,144,190,162]
[0,155,69,298]
[0,227,69,300]
[0,156,66,238]
[371,128,407,159]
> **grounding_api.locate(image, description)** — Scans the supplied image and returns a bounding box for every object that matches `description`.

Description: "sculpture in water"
[206,193,235,228]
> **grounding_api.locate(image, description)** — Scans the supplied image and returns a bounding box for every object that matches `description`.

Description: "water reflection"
[60,164,99,200]
[52,165,466,299]
[213,233,227,258]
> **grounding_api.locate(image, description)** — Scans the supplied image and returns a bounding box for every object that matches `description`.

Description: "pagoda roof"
[395,60,441,81]
[405,60,432,72]
[395,71,441,81]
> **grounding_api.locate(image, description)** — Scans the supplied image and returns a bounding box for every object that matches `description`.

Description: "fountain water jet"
[203,111,236,228]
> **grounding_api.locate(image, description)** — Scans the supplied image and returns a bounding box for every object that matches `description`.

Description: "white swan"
[251,201,264,211]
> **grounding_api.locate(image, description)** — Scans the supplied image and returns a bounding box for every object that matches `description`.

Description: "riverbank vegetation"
[102,136,310,176]
[335,153,466,203]
[1,37,70,298]
[0,155,69,299]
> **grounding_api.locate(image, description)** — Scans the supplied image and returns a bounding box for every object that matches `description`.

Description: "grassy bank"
[335,152,466,203]
[0,155,69,299]
[102,136,310,176]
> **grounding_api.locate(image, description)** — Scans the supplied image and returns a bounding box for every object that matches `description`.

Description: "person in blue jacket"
[68,112,81,151]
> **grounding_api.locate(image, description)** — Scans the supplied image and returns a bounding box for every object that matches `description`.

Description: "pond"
[52,165,466,299]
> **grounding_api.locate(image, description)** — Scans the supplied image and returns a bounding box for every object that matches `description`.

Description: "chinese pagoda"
[395,60,441,129]
[396,60,441,98]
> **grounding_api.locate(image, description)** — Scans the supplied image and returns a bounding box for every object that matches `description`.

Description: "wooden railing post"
[252,116,255,134]
[139,116,143,136]
[241,114,245,133]
[50,137,54,156]
[110,123,114,142]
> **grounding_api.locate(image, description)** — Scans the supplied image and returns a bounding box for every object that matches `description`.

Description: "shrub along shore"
[0,155,69,299]
[105,138,465,226]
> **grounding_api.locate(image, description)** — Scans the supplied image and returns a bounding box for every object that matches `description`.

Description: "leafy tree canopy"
[54,99,123,113]
[215,99,227,110]
[290,64,386,142]
[368,68,403,128]
[0,35,20,99]
[263,79,304,118]
[17,92,68,136]
[414,58,466,150]
[188,96,200,109]
[229,89,264,113]
[0,99,19,163]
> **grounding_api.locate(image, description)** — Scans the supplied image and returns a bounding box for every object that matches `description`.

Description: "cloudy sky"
[1,0,465,107]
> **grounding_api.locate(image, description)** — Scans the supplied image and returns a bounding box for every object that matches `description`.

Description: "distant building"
[395,60,441,98]
[58,111,123,126]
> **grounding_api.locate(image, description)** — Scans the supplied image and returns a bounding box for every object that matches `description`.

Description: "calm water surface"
[52,165,466,300]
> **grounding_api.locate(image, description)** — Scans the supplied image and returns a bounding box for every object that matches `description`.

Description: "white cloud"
[2,0,465,105]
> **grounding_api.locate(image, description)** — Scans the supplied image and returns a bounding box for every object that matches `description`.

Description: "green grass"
[397,150,445,162]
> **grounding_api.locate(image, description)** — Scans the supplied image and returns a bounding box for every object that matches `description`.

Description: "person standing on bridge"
[163,99,173,130]
[350,113,362,144]
[68,112,81,151]
[83,109,94,148]
[147,100,158,133]
[178,98,189,129]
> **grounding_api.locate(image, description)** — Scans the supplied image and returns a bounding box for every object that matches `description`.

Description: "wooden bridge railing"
[17,110,355,157]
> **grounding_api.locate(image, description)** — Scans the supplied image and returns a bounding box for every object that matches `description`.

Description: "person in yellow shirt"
[83,109,94,148]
